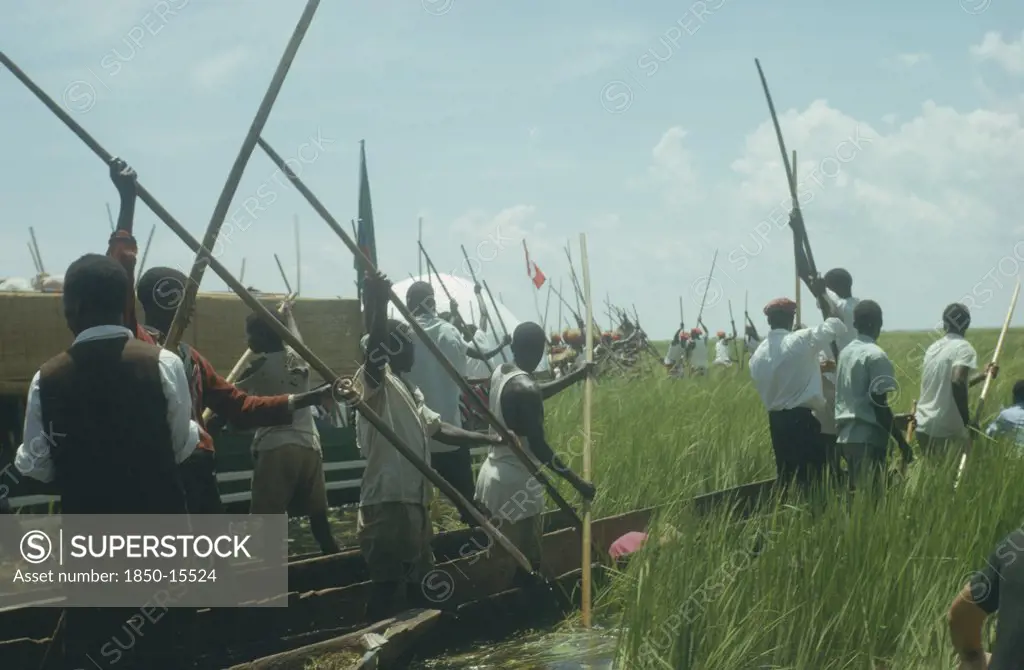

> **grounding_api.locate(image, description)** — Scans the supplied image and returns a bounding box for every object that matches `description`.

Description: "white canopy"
[388,273,550,373]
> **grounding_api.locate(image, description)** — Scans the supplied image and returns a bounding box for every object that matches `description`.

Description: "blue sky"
[2,0,1023,341]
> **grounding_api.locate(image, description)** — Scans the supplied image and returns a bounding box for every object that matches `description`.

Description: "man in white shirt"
[358,274,501,619]
[689,326,709,375]
[818,268,860,478]
[748,294,846,491]
[915,303,996,458]
[404,282,509,523]
[713,330,733,366]
[14,254,197,668]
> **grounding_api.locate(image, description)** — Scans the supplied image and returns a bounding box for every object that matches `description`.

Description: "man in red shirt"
[108,158,333,515]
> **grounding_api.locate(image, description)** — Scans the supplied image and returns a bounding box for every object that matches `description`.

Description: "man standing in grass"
[356,272,502,619]
[713,330,733,366]
[984,380,1024,449]
[817,268,860,479]
[689,325,709,376]
[664,328,688,378]
[948,527,1024,669]
[915,303,996,459]
[834,300,914,487]
[475,322,595,577]
[748,293,846,490]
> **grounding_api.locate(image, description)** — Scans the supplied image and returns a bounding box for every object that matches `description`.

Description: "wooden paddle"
[579,233,595,628]
[955,281,1021,488]
[256,137,588,534]
[163,0,320,351]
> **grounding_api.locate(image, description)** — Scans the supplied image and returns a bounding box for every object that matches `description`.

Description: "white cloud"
[895,52,930,67]
[970,31,1024,75]
[191,46,249,89]
[631,97,1024,331]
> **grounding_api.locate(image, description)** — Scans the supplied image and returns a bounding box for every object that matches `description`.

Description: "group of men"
[8,159,351,666]
[664,323,750,377]
[352,274,596,617]
[741,267,1024,669]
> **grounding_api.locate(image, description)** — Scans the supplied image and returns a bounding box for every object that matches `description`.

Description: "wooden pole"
[418,216,424,277]
[294,214,301,296]
[239,258,247,285]
[28,227,44,274]
[257,137,586,532]
[792,149,801,325]
[136,224,156,287]
[27,242,41,275]
[482,280,511,363]
[956,281,1021,487]
[695,249,719,326]
[105,202,115,232]
[162,0,320,351]
[542,281,553,336]
[579,233,594,628]
[274,253,294,294]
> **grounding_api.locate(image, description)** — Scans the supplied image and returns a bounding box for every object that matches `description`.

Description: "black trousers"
[767,408,825,491]
[179,449,223,515]
[431,448,476,519]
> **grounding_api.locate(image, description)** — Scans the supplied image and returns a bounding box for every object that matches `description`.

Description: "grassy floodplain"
[531,327,1024,669]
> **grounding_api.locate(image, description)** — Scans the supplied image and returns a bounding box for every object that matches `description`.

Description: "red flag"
[523,240,546,289]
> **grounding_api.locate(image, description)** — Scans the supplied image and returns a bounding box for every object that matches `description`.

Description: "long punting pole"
[257,137,587,532]
[239,258,247,285]
[162,0,321,352]
[956,281,1021,488]
[28,227,44,274]
[418,216,424,277]
[791,149,801,326]
[579,232,595,628]
[135,224,156,287]
[105,202,115,232]
[0,53,533,573]
[695,249,719,326]
[294,214,301,296]
[482,279,512,363]
[274,253,294,294]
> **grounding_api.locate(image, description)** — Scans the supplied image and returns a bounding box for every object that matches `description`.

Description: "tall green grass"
[539,328,1024,669]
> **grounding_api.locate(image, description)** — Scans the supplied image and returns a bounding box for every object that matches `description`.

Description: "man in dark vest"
[15,253,196,668]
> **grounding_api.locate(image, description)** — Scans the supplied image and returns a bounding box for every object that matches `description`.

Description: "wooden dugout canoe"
[0,478,777,669]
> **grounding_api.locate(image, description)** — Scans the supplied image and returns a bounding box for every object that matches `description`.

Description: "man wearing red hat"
[748,291,847,491]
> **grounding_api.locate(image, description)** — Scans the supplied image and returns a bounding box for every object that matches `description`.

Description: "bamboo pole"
[695,249,718,326]
[105,202,115,232]
[542,281,553,336]
[29,227,44,274]
[239,258,247,285]
[162,0,320,351]
[791,149,801,326]
[482,280,511,363]
[294,214,301,296]
[956,281,1021,488]
[418,216,424,277]
[274,253,294,294]
[580,233,594,628]
[27,242,41,275]
[136,224,156,287]
[257,137,586,532]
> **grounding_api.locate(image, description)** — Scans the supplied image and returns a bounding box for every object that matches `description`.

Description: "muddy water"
[410,625,618,669]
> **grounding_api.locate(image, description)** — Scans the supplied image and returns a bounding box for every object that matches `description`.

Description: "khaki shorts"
[500,514,544,569]
[250,444,328,517]
[358,502,434,583]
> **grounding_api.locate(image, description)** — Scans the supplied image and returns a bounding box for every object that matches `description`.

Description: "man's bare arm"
[948,583,990,670]
[503,378,594,500]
